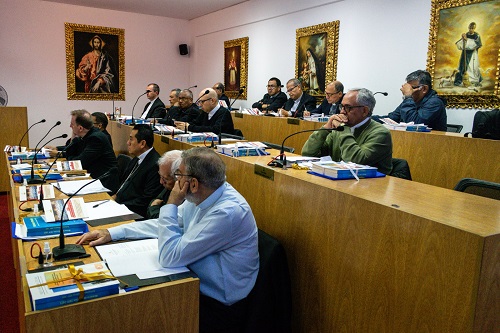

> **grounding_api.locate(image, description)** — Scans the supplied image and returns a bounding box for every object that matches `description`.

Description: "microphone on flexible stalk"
[374,92,388,96]
[28,133,67,185]
[18,119,46,152]
[229,86,246,109]
[32,121,61,165]
[185,85,197,90]
[52,168,116,261]
[131,90,150,125]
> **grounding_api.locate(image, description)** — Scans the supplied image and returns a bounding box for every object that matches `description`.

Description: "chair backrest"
[262,141,295,153]
[390,158,412,180]
[453,178,500,200]
[244,229,292,333]
[116,154,132,183]
[464,109,500,140]
[447,124,463,133]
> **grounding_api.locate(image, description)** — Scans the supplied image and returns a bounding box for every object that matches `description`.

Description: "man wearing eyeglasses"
[175,88,234,135]
[158,89,200,126]
[302,88,393,174]
[279,78,317,118]
[311,81,345,116]
[375,70,447,131]
[213,82,231,109]
[252,77,287,112]
[77,147,259,333]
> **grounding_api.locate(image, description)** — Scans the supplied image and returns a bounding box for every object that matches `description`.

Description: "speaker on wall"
[179,44,189,56]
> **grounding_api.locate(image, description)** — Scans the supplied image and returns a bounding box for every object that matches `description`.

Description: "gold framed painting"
[65,23,125,101]
[224,37,249,100]
[426,0,500,108]
[295,21,340,104]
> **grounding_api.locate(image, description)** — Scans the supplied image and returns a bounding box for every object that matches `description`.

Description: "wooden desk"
[110,123,500,333]
[230,113,500,189]
[7,156,199,333]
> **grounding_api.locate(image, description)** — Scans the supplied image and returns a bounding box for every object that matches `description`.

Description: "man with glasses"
[213,82,231,109]
[158,89,200,125]
[374,70,447,131]
[175,88,234,135]
[302,88,393,174]
[311,81,345,115]
[279,78,317,118]
[77,147,259,333]
[252,77,287,112]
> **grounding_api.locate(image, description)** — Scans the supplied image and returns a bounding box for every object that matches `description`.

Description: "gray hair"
[171,88,181,97]
[182,147,225,189]
[181,89,193,100]
[348,88,376,116]
[158,150,182,176]
[70,109,93,129]
[287,78,302,88]
[406,70,433,90]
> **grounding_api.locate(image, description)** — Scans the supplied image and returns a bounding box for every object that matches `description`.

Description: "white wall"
[188,0,482,132]
[0,0,191,147]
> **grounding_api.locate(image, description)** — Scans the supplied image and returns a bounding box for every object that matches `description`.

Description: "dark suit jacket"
[188,107,234,134]
[311,94,344,115]
[115,148,163,219]
[220,94,231,109]
[65,127,119,193]
[158,103,200,125]
[283,92,317,118]
[143,98,166,119]
[252,92,287,112]
[102,129,113,146]
[146,188,171,219]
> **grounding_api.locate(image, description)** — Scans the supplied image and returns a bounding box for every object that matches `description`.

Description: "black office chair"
[116,154,132,183]
[389,158,412,180]
[262,141,295,153]
[244,229,292,333]
[447,124,463,133]
[453,178,500,200]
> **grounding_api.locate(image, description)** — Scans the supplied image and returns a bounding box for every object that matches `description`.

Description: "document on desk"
[54,179,111,195]
[96,239,189,279]
[84,200,142,226]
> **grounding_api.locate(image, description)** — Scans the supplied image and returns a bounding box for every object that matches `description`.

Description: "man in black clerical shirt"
[279,78,317,118]
[213,82,231,109]
[252,77,287,112]
[158,89,200,125]
[311,81,345,116]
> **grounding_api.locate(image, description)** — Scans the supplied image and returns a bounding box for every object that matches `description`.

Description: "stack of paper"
[154,125,184,135]
[54,179,110,195]
[311,161,378,179]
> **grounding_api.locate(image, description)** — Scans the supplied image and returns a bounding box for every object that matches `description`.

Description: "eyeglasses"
[266,85,277,88]
[158,172,172,183]
[173,172,195,181]
[196,98,211,106]
[178,97,190,100]
[340,104,365,113]
[287,85,298,93]
[325,91,339,97]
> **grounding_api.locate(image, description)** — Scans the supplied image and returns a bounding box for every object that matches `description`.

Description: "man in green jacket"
[302,88,393,174]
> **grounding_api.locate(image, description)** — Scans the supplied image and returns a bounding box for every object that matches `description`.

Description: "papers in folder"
[54,179,111,195]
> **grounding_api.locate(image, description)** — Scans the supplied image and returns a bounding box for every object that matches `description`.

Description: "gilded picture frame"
[426,0,500,108]
[224,37,249,100]
[295,21,340,104]
[65,23,125,101]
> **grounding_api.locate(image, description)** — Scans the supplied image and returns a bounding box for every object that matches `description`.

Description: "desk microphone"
[28,133,67,185]
[374,92,388,96]
[273,127,344,168]
[185,85,197,90]
[18,118,46,152]
[32,121,61,165]
[52,168,116,261]
[131,90,150,125]
[229,86,246,109]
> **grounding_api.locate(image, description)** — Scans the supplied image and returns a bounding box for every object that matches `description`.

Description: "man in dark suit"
[175,88,234,135]
[213,82,231,109]
[91,111,112,146]
[158,89,200,125]
[279,78,317,118]
[140,83,166,119]
[47,109,119,193]
[252,77,287,112]
[311,81,345,116]
[113,124,163,218]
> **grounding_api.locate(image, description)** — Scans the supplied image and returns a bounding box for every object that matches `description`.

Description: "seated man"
[302,88,393,174]
[279,78,317,118]
[175,88,235,135]
[373,70,447,131]
[91,111,112,146]
[47,109,119,193]
[311,81,345,115]
[213,82,231,109]
[158,89,200,125]
[140,83,166,119]
[147,150,182,219]
[113,124,163,218]
[168,88,181,110]
[252,77,287,112]
[76,147,259,333]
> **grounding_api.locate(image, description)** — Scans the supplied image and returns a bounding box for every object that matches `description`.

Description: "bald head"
[197,88,219,113]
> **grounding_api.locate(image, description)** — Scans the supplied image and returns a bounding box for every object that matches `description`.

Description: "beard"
[185,186,195,203]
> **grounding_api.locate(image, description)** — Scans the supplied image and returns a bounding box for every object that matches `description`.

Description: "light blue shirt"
[108,182,259,305]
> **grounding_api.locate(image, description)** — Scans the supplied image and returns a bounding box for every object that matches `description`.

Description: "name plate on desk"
[234,113,244,118]
[287,118,300,125]
[254,164,274,181]
[161,136,170,144]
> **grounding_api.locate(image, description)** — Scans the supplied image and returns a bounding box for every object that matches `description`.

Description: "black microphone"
[131,90,150,125]
[28,133,68,185]
[273,127,345,168]
[229,86,246,109]
[374,92,388,96]
[32,121,61,165]
[111,94,115,120]
[186,85,197,90]
[18,119,46,152]
[52,168,116,261]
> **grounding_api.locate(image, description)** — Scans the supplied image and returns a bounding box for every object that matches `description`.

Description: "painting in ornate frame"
[224,37,248,100]
[65,23,125,101]
[426,0,499,108]
[295,21,340,104]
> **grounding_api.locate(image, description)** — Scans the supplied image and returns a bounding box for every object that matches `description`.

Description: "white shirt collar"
[208,103,221,120]
[350,117,370,133]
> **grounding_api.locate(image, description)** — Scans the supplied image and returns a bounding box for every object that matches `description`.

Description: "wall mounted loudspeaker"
[179,44,189,56]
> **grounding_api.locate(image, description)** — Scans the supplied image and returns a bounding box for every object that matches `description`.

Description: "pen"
[93,199,110,208]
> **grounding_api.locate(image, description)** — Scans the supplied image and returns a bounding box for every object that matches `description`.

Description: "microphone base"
[52,244,86,261]
[27,178,45,185]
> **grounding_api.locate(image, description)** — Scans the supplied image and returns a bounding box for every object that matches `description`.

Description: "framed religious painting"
[426,0,500,108]
[295,21,340,104]
[65,23,125,101]
[224,37,249,100]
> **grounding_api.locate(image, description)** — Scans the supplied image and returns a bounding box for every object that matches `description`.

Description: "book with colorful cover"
[19,184,55,201]
[310,161,378,179]
[22,216,88,237]
[42,197,88,222]
[56,160,83,172]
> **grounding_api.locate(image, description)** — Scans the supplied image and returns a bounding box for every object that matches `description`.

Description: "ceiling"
[41,0,247,20]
